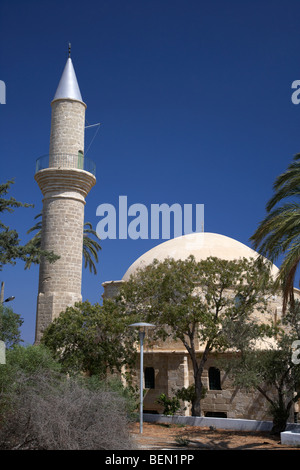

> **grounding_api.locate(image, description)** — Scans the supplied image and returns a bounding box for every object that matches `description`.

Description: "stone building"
[103,232,298,420]
[34,52,96,342]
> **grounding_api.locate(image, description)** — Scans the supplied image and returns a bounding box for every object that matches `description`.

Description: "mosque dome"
[122,232,279,281]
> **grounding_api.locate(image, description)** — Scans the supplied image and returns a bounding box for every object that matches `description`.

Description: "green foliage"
[119,255,274,415]
[156,393,181,416]
[225,301,300,433]
[174,436,190,446]
[26,213,101,274]
[120,255,274,351]
[250,153,300,311]
[175,384,206,403]
[77,374,138,417]
[42,300,138,377]
[0,344,60,383]
[82,222,102,274]
[0,344,61,415]
[0,305,23,347]
[0,180,59,270]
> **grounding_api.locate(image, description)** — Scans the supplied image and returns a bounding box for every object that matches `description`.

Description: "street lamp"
[129,322,155,434]
[2,296,15,304]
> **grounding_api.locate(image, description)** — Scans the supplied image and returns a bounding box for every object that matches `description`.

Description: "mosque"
[35,51,298,421]
[103,232,288,419]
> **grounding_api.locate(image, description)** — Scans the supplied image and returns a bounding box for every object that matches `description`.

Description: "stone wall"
[49,99,86,160]
[131,351,276,421]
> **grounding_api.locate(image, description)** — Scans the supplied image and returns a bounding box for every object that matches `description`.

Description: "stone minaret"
[34,51,96,342]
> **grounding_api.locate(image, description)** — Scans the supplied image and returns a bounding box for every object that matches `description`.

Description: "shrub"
[156,393,180,416]
[0,371,133,450]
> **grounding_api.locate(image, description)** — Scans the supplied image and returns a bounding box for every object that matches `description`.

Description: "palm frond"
[26,215,101,274]
[251,154,300,313]
[267,155,300,211]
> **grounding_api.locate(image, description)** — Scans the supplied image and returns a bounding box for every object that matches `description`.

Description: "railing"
[35,153,96,176]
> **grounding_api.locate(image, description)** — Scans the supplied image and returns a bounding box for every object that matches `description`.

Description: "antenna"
[68,42,71,58]
[85,123,101,129]
[85,122,102,155]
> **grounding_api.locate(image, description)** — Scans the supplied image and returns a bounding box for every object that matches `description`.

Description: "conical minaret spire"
[52,55,83,102]
[34,51,96,343]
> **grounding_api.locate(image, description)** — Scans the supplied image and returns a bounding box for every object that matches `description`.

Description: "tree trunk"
[189,342,211,416]
[191,373,204,416]
[257,386,292,435]
[270,403,290,435]
[270,414,288,435]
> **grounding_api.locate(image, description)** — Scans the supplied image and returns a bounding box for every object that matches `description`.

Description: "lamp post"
[129,322,155,434]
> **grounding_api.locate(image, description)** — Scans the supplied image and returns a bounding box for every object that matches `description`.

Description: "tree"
[224,301,300,434]
[82,222,102,274]
[118,255,275,416]
[0,304,23,347]
[0,344,61,390]
[0,180,59,270]
[26,213,101,274]
[250,153,300,312]
[0,344,62,417]
[41,300,137,377]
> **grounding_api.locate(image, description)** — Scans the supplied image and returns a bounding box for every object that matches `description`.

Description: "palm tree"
[82,222,101,274]
[26,213,101,274]
[250,153,300,312]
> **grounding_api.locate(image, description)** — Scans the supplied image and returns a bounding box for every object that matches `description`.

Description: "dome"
[122,232,279,280]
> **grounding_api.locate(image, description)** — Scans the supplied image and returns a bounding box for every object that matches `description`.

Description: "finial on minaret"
[52,45,83,102]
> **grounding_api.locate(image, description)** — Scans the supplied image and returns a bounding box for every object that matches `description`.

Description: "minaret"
[34,49,96,342]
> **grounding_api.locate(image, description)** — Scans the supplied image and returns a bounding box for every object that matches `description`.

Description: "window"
[208,367,221,390]
[145,367,155,389]
[205,411,227,418]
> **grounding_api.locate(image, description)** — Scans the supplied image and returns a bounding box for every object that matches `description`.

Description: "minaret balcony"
[35,153,96,176]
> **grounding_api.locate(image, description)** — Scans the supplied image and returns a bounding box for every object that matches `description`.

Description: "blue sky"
[1,0,300,344]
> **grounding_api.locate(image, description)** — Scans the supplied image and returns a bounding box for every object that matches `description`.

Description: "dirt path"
[129,422,300,450]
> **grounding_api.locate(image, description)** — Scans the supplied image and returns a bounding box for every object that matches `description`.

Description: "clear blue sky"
[1,0,300,344]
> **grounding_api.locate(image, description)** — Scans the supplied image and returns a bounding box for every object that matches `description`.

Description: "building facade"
[103,232,296,420]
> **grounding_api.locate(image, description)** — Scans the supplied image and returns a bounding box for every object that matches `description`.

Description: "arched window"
[208,367,221,390]
[145,367,155,389]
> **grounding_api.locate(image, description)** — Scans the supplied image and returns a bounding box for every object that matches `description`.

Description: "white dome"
[122,232,279,281]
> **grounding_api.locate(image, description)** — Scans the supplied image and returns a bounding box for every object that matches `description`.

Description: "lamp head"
[129,322,155,334]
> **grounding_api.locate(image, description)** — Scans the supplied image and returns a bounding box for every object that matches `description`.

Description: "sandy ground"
[129,421,300,450]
